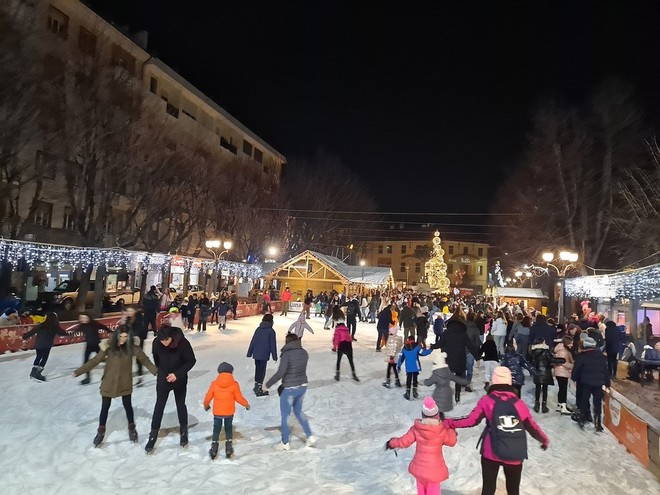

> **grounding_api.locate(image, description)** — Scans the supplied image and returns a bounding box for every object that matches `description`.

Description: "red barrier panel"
[0,303,282,354]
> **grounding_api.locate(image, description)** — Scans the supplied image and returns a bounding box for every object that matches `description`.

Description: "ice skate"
[209,441,219,460]
[145,429,158,453]
[412,387,418,399]
[225,440,234,458]
[533,401,540,413]
[382,379,391,389]
[274,441,290,451]
[93,426,105,447]
[128,423,138,443]
[306,435,317,447]
[180,426,189,447]
[594,415,603,433]
[542,402,549,413]
[395,378,402,388]
[334,371,340,381]
[558,403,572,415]
[403,389,411,400]
[352,372,360,382]
[80,375,91,385]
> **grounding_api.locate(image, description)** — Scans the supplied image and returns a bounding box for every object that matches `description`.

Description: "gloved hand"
[204,406,210,412]
[246,404,250,411]
[541,441,549,451]
[384,440,393,450]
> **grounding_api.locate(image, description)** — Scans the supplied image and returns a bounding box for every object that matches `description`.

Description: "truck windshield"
[54,280,80,292]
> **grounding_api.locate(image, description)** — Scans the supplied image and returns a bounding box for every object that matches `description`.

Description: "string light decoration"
[564,263,660,301]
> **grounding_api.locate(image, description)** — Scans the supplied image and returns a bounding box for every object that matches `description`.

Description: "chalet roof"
[494,287,547,299]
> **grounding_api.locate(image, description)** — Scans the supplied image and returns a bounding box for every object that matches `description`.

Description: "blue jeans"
[280,386,312,443]
[213,415,233,441]
[466,352,475,382]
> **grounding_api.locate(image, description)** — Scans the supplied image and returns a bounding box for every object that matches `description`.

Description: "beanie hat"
[262,313,274,323]
[422,397,439,418]
[389,327,399,335]
[491,366,512,386]
[433,352,448,369]
[583,337,597,348]
[217,362,234,374]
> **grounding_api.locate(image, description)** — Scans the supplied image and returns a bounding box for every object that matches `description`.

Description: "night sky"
[88,0,659,217]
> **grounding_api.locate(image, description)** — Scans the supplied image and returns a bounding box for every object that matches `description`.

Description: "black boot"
[32,366,46,382]
[180,426,189,447]
[454,389,461,404]
[541,402,549,413]
[465,385,474,393]
[533,401,540,413]
[81,373,91,385]
[395,378,402,388]
[403,389,411,400]
[128,423,138,442]
[334,371,340,381]
[382,379,391,389]
[412,387,419,399]
[145,429,158,453]
[577,412,586,429]
[30,367,39,380]
[209,441,219,460]
[93,426,106,447]
[352,372,360,382]
[594,415,603,432]
[225,440,234,458]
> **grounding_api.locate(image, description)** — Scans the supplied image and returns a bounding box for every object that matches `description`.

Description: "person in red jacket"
[280,287,292,316]
[385,397,457,495]
[332,308,360,382]
[204,361,250,459]
[444,366,549,495]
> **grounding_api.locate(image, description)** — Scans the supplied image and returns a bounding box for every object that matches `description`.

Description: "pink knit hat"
[491,366,512,386]
[422,397,439,418]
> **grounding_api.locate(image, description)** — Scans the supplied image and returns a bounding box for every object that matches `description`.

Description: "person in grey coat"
[423,351,470,419]
[247,314,278,397]
[263,334,315,450]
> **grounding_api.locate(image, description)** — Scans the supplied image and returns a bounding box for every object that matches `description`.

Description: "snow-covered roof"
[307,251,392,286]
[494,287,546,299]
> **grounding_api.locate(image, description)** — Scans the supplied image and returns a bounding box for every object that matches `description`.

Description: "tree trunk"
[92,263,107,317]
[75,263,94,312]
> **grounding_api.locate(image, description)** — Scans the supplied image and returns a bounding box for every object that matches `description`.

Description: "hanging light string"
[564,263,660,301]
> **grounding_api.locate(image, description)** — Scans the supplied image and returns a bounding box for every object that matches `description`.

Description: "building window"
[149,77,158,94]
[401,245,407,254]
[47,5,69,40]
[400,263,406,273]
[110,44,136,75]
[254,148,263,163]
[478,247,484,257]
[181,108,196,120]
[220,137,237,154]
[243,140,253,156]
[448,245,454,255]
[478,265,483,276]
[35,150,56,180]
[32,201,53,227]
[62,206,76,230]
[415,263,421,273]
[386,245,392,254]
[166,103,179,118]
[77,27,96,56]
[463,247,469,255]
[378,245,383,254]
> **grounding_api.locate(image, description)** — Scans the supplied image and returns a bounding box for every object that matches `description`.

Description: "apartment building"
[362,239,489,291]
[8,0,285,248]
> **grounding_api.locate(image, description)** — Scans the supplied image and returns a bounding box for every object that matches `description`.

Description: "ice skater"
[385,397,457,495]
[332,309,359,382]
[383,326,403,388]
[247,313,278,397]
[288,311,315,340]
[72,325,157,447]
[76,312,110,385]
[22,312,69,382]
[398,337,433,400]
[423,352,470,419]
[204,361,250,459]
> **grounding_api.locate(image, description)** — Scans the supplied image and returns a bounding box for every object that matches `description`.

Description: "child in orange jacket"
[204,361,250,459]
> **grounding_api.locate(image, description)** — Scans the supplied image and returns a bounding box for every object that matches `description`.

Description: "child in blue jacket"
[398,337,433,400]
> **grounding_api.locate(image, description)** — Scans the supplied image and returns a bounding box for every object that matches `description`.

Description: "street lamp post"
[205,240,232,292]
[405,265,410,287]
[538,251,579,323]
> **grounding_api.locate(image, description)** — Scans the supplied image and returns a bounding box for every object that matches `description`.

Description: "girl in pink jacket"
[386,397,457,495]
[332,312,359,382]
[552,336,574,415]
[444,366,549,495]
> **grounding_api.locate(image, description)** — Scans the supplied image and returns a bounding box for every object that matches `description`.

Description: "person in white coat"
[491,311,508,357]
[288,312,315,340]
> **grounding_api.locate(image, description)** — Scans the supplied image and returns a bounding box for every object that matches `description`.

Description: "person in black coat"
[121,308,148,382]
[431,309,479,403]
[22,312,69,381]
[530,339,565,413]
[146,325,196,453]
[604,321,621,378]
[142,286,161,336]
[247,313,278,396]
[529,314,555,347]
[376,305,394,351]
[76,312,110,385]
[571,336,610,431]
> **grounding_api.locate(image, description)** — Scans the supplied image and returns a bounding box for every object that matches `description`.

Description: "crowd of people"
[13,285,659,495]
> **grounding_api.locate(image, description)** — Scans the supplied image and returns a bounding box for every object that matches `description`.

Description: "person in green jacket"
[73,325,157,447]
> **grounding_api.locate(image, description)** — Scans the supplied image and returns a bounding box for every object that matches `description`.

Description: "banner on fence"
[603,394,649,467]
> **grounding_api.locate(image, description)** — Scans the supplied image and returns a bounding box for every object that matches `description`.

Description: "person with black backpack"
[444,366,549,495]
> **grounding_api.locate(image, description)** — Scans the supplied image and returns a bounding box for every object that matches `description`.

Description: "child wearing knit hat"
[423,352,470,419]
[382,326,403,388]
[386,396,457,495]
[204,362,250,459]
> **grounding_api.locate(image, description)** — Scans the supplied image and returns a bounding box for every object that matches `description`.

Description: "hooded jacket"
[152,327,196,384]
[571,348,610,388]
[604,321,621,354]
[377,307,394,330]
[500,350,537,386]
[74,337,157,397]
[530,320,555,347]
[204,372,249,416]
[398,343,433,373]
[265,339,309,389]
[444,384,549,465]
[22,321,68,350]
[530,342,563,385]
[552,343,574,379]
[388,418,457,483]
[385,334,403,361]
[288,313,315,339]
[332,323,352,350]
[431,318,479,375]
[247,321,278,361]
[424,362,470,412]
[491,317,508,337]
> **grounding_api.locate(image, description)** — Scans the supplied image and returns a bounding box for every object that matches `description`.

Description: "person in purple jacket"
[247,313,278,397]
[444,366,549,495]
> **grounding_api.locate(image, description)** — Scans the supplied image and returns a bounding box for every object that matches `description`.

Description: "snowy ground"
[1,314,658,495]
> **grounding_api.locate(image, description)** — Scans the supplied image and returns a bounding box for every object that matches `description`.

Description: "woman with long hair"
[73,325,157,447]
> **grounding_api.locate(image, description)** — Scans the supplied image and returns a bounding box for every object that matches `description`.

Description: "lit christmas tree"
[425,231,451,294]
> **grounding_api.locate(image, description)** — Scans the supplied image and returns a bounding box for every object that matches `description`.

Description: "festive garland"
[564,263,660,301]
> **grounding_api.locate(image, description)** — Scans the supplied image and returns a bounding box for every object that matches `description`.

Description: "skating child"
[313,301,322,317]
[433,315,445,344]
[500,342,537,397]
[385,397,457,495]
[332,310,359,381]
[383,326,403,388]
[72,325,157,447]
[530,337,565,413]
[289,311,315,340]
[398,337,433,400]
[217,298,231,329]
[553,336,574,415]
[423,352,470,419]
[204,361,250,459]
[23,312,70,381]
[480,335,499,390]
